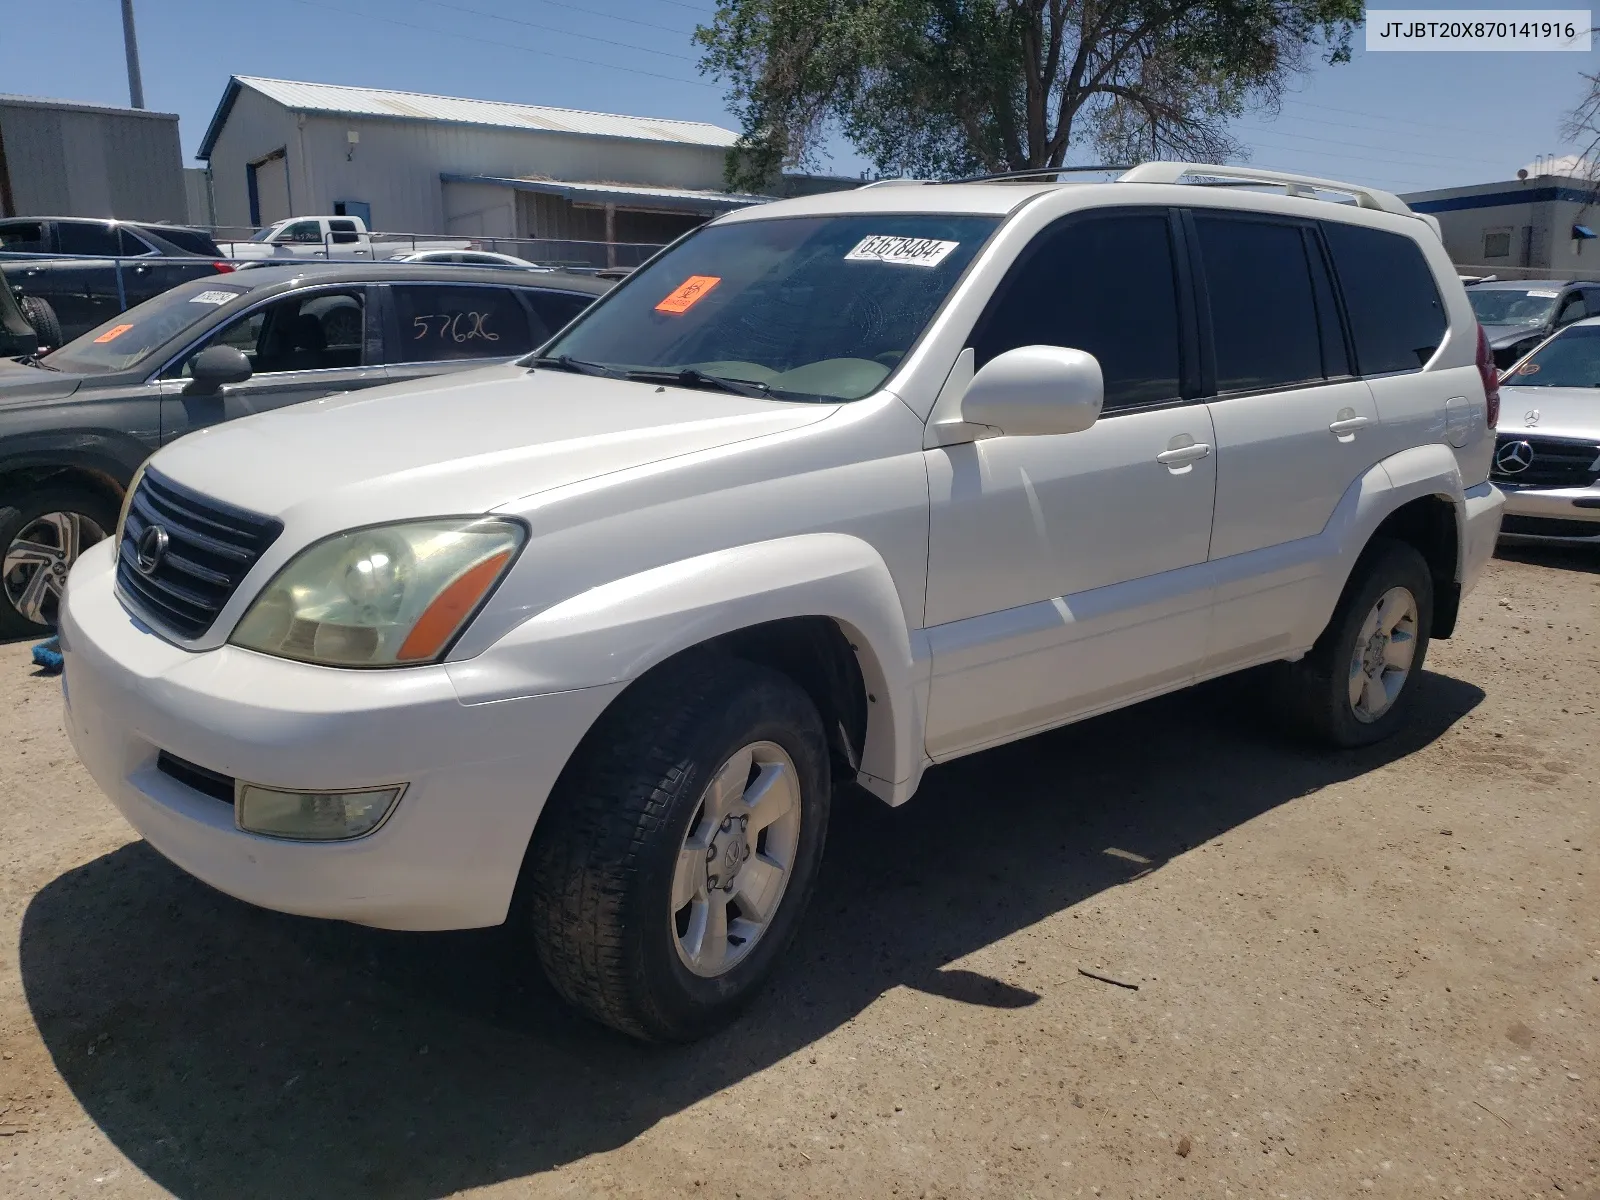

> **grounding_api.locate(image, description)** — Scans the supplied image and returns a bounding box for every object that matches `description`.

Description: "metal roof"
[198,76,739,160]
[443,175,768,214]
[0,93,179,122]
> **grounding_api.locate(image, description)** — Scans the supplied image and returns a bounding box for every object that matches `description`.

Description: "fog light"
[236,782,405,840]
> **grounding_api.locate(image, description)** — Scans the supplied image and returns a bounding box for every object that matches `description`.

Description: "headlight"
[230,518,525,667]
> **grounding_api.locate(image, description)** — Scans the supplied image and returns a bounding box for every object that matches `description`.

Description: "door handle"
[1328,415,1370,436]
[1156,442,1212,466]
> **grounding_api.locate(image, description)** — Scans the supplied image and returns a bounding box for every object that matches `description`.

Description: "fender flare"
[0,431,151,493]
[445,532,926,802]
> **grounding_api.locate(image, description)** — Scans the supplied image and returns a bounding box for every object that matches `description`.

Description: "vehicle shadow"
[1495,542,1600,576]
[20,669,1484,1199]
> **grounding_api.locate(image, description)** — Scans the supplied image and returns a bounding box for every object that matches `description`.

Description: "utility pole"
[120,0,145,109]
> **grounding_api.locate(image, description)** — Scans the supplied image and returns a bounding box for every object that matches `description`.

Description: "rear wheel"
[18,295,62,351]
[1277,539,1433,748]
[524,656,830,1042]
[0,485,117,638]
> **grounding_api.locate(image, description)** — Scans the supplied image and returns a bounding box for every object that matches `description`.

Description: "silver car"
[1490,316,1600,544]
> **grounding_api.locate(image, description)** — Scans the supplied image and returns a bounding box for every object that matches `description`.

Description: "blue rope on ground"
[31,636,62,674]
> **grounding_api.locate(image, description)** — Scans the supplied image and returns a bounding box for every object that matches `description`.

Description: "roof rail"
[858,177,930,189]
[948,164,1136,184]
[1116,162,1414,217]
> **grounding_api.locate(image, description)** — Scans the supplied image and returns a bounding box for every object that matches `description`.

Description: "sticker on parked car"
[189,290,239,305]
[656,275,721,314]
[844,235,960,267]
[93,324,133,343]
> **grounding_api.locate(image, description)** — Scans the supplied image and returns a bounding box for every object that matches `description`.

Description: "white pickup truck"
[215,216,464,261]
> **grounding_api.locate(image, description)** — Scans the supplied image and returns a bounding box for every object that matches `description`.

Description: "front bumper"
[1496,483,1600,544]
[59,541,624,930]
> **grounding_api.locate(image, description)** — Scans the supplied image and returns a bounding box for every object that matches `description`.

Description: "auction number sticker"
[93,324,134,343]
[845,235,960,267]
[1527,289,1560,297]
[189,290,238,305]
[656,275,721,314]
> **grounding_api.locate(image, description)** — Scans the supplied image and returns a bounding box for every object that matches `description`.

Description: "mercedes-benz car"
[1490,316,1600,544]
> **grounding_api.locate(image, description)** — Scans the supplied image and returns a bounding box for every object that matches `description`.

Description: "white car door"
[1184,211,1383,673]
[923,208,1219,760]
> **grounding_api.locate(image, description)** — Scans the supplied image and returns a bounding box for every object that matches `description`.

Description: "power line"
[284,0,719,89]
[493,0,697,36]
[408,0,698,60]
[1233,121,1510,170]
[1279,97,1484,138]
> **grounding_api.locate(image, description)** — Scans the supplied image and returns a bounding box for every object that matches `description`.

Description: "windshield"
[46,281,250,374]
[1504,324,1600,388]
[540,213,1000,401]
[1468,287,1560,325]
[249,228,276,242]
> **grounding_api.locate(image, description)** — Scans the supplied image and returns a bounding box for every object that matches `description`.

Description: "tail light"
[213,261,237,273]
[1475,323,1500,429]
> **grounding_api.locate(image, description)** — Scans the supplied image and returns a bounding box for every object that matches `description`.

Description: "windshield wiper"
[527,354,625,379]
[626,367,773,399]
[14,353,59,371]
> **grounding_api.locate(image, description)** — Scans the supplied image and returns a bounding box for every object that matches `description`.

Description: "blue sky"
[4,0,1594,196]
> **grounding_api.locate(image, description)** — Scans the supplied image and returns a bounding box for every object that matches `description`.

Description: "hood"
[150,362,838,521]
[1483,322,1545,349]
[0,357,84,406]
[1497,386,1600,441]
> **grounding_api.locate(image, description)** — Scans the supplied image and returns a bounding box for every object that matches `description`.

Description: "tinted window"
[390,284,534,362]
[147,227,220,256]
[1194,216,1322,393]
[327,219,360,245]
[45,280,250,374]
[56,221,122,257]
[1503,324,1600,388]
[119,229,157,256]
[1556,292,1587,325]
[1322,221,1446,374]
[972,211,1181,409]
[0,221,47,253]
[278,221,323,244]
[525,289,594,338]
[172,288,367,376]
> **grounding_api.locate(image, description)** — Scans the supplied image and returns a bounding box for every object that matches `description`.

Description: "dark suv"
[0,261,608,636]
[0,217,232,345]
[1466,278,1600,370]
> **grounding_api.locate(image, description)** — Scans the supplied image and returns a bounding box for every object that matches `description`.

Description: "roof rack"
[857,177,930,189]
[1116,162,1413,216]
[948,164,1136,184]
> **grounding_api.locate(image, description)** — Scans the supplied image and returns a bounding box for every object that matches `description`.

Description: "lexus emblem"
[1495,440,1535,475]
[1524,408,1541,427]
[135,525,169,575]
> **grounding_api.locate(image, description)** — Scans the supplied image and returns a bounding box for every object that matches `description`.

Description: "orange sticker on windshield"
[93,323,134,344]
[655,275,720,314]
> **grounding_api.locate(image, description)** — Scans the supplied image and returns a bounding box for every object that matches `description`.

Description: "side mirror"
[184,345,253,395]
[960,345,1103,437]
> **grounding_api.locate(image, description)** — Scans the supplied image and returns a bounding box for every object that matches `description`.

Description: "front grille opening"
[156,751,236,806]
[1491,436,1600,490]
[116,470,283,641]
[1501,515,1600,539]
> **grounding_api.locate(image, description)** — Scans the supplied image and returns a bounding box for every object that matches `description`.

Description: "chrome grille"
[1491,435,1600,490]
[116,470,282,640]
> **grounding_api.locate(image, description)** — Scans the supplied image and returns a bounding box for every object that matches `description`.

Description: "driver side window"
[1556,293,1587,326]
[277,221,324,245]
[168,290,367,377]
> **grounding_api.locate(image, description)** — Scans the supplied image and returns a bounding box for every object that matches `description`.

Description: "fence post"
[604,204,617,269]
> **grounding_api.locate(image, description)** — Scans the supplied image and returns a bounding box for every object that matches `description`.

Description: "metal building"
[196,76,767,240]
[0,94,187,222]
[1403,170,1600,279]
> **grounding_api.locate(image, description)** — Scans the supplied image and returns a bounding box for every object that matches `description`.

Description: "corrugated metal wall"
[0,98,186,221]
[204,87,732,233]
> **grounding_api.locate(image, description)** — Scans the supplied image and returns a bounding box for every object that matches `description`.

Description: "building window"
[1483,228,1512,259]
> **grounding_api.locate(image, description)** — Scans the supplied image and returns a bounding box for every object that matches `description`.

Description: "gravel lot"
[1,547,1595,1199]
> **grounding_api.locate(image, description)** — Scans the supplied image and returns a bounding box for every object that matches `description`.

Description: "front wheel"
[1277,539,1434,748]
[0,485,117,638]
[524,657,831,1042]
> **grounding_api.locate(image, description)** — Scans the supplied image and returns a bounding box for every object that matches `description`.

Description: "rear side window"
[1322,221,1446,374]
[0,221,48,253]
[525,289,594,339]
[147,227,219,256]
[1194,216,1322,393]
[389,284,535,362]
[973,211,1182,410]
[56,221,122,257]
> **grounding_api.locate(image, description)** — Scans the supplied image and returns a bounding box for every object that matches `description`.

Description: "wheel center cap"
[707,816,750,891]
[1362,632,1387,675]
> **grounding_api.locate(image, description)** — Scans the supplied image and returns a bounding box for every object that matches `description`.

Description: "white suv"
[60,163,1505,1041]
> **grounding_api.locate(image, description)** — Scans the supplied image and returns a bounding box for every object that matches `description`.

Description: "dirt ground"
[0,546,1595,1200]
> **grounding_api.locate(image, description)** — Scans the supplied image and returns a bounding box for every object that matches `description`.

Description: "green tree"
[697,0,1363,189]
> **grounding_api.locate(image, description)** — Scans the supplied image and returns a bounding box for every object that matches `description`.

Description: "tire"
[1277,538,1434,748]
[18,295,62,351]
[524,656,831,1042]
[0,484,118,639]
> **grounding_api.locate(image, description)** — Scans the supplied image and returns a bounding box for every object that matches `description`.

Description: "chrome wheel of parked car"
[1347,586,1419,723]
[3,510,105,629]
[671,740,803,978]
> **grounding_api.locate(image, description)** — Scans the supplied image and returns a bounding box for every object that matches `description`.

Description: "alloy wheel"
[3,511,106,627]
[1347,585,1419,723]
